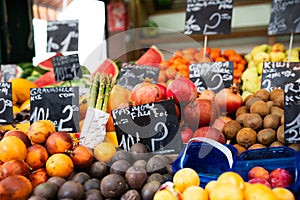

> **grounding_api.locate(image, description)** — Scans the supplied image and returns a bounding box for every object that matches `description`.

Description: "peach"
[248,166,270,181]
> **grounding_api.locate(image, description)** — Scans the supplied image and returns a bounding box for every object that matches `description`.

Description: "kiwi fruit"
[270,141,284,147]
[47,176,66,188]
[248,143,267,150]
[222,120,242,140]
[266,101,274,110]
[125,166,148,190]
[245,96,263,110]
[288,143,300,151]
[270,89,284,108]
[83,178,100,191]
[141,180,161,200]
[254,89,270,101]
[243,113,263,130]
[236,127,257,148]
[233,144,246,156]
[235,106,248,117]
[281,114,284,125]
[263,114,280,130]
[72,172,90,185]
[57,180,85,200]
[120,189,141,200]
[110,159,131,176]
[250,101,269,116]
[100,174,127,198]
[130,143,150,161]
[84,189,103,200]
[33,182,58,200]
[257,128,276,145]
[276,125,285,144]
[88,161,108,179]
[236,113,249,124]
[270,106,284,117]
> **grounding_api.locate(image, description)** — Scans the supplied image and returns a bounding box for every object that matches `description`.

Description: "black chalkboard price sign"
[0,82,13,124]
[0,64,17,82]
[52,54,82,82]
[284,82,300,144]
[268,0,300,35]
[111,99,183,154]
[47,20,79,53]
[30,87,79,132]
[189,61,234,93]
[117,64,160,91]
[184,0,233,35]
[261,62,300,92]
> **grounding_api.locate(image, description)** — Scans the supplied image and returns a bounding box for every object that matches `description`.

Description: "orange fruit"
[93,141,116,163]
[244,183,279,200]
[204,180,218,195]
[216,171,245,191]
[0,136,27,162]
[46,153,74,178]
[154,189,178,200]
[183,186,208,200]
[210,184,244,200]
[272,187,295,200]
[173,168,200,193]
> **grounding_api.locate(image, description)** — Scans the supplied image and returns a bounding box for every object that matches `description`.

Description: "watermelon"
[33,71,61,87]
[93,59,119,80]
[37,53,63,72]
[135,45,164,67]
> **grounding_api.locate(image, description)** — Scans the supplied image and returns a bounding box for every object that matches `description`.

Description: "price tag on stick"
[184,0,233,35]
[189,61,234,93]
[112,99,183,154]
[52,54,82,82]
[47,20,79,53]
[30,87,80,132]
[261,62,300,92]
[0,82,13,124]
[117,64,160,91]
[284,82,300,144]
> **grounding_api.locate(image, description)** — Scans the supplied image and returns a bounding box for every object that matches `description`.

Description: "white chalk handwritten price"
[55,63,80,81]
[30,105,76,132]
[119,132,141,152]
[47,31,78,52]
[285,113,300,142]
[0,98,12,114]
[151,122,168,152]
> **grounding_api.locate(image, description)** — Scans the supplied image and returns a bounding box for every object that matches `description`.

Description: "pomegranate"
[193,126,226,144]
[129,80,164,106]
[183,99,219,130]
[166,77,198,105]
[214,86,243,115]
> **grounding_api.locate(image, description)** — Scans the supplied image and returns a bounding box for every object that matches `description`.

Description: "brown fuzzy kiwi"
[235,106,248,118]
[250,101,269,116]
[236,113,249,125]
[263,114,280,130]
[248,143,267,150]
[244,94,253,104]
[245,96,263,110]
[243,113,263,130]
[280,114,284,125]
[266,101,274,110]
[270,89,284,108]
[276,124,285,144]
[257,128,276,145]
[270,106,284,117]
[233,144,247,156]
[270,141,284,147]
[222,120,242,140]
[288,144,300,151]
[254,89,270,102]
[236,127,257,148]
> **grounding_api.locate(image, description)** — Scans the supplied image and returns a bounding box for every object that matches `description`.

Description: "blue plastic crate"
[172,137,238,188]
[232,146,300,198]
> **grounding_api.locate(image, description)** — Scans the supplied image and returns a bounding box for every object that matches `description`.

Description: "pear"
[256,62,264,75]
[244,54,252,62]
[250,44,269,57]
[285,49,299,58]
[242,67,258,83]
[284,56,300,62]
[253,52,270,65]
[269,51,286,62]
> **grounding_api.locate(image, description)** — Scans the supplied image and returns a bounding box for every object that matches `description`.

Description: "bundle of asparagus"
[88,73,116,112]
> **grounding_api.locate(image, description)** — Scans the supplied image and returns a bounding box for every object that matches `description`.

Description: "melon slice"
[37,53,63,72]
[93,59,119,80]
[33,71,61,87]
[135,45,164,67]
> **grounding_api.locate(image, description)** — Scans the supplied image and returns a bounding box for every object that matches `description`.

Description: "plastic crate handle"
[179,137,234,169]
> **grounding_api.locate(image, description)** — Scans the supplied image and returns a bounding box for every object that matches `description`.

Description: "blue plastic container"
[232,146,300,198]
[172,137,238,188]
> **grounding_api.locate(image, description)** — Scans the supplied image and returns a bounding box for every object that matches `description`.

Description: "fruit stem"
[231,85,240,94]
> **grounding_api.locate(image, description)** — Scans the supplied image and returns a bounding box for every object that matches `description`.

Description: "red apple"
[248,178,272,188]
[180,126,194,143]
[269,168,294,188]
[248,166,270,181]
[193,126,226,144]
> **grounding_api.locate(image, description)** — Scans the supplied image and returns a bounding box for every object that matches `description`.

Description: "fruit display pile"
[0,43,300,199]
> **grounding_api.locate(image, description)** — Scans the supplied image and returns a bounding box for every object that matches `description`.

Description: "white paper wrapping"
[79,107,110,149]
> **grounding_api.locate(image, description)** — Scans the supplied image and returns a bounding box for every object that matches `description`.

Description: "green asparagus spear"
[88,73,100,108]
[95,74,107,110]
[102,74,115,112]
